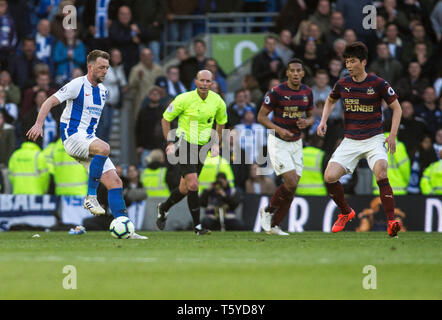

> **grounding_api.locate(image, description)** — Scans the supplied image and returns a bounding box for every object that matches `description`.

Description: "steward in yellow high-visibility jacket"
[420,160,442,195]
[52,138,88,196]
[297,146,327,195]
[372,133,410,195]
[142,166,170,197]
[8,142,49,194]
[198,152,235,193]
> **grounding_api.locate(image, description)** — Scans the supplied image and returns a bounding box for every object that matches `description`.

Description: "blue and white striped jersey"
[54,76,108,141]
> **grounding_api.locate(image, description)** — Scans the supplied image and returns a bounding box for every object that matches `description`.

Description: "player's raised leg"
[372,159,401,237]
[324,162,355,233]
[83,139,110,215]
[156,176,187,230]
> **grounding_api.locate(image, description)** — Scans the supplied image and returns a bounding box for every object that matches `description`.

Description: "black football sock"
[162,188,186,212]
[187,190,201,227]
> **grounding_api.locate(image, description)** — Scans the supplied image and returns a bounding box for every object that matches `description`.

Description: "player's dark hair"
[287,58,305,70]
[87,50,110,64]
[343,42,368,62]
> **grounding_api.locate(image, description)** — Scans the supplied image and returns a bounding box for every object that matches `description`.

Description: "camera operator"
[200,172,244,231]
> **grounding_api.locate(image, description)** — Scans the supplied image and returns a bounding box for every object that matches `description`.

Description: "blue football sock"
[88,155,107,196]
[108,188,128,218]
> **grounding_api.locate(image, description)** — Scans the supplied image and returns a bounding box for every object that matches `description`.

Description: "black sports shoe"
[194,227,211,235]
[156,203,168,230]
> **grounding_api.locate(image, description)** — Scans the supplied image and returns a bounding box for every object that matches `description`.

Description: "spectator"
[328,56,343,85]
[165,0,199,50]
[8,139,49,195]
[245,163,276,195]
[234,110,267,165]
[201,172,244,231]
[332,38,347,62]
[50,0,75,42]
[21,89,57,149]
[434,128,442,160]
[20,71,57,119]
[275,0,308,36]
[343,28,357,46]
[275,29,294,66]
[128,48,165,118]
[308,0,331,35]
[325,10,345,51]
[141,149,170,198]
[414,86,442,136]
[241,74,263,108]
[0,84,18,125]
[420,159,442,195]
[302,38,325,81]
[53,28,86,86]
[308,100,325,139]
[292,19,311,49]
[96,47,128,142]
[415,134,439,179]
[35,19,55,73]
[251,34,285,93]
[210,80,226,102]
[227,89,256,129]
[402,23,434,67]
[124,164,147,207]
[368,42,403,86]
[397,100,428,159]
[311,69,331,107]
[131,0,165,63]
[8,37,44,90]
[0,110,15,168]
[82,0,115,52]
[109,5,149,76]
[430,0,442,42]
[0,70,21,106]
[179,39,208,90]
[384,23,403,61]
[135,86,166,168]
[163,46,189,72]
[377,0,409,34]
[0,0,17,70]
[395,60,430,105]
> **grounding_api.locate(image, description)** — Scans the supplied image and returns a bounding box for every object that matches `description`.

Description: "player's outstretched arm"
[26,95,60,141]
[385,99,402,155]
[317,96,338,137]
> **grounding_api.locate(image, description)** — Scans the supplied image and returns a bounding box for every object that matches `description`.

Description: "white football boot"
[83,195,105,215]
[268,226,289,236]
[128,232,148,240]
[260,207,273,232]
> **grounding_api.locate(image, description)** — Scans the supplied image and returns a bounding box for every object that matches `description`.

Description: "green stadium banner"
[212,34,266,75]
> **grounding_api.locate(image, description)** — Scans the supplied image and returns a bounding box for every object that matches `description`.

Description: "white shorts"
[329,133,388,174]
[63,132,115,173]
[267,134,303,176]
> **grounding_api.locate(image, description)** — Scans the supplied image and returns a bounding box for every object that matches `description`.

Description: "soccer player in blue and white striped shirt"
[27,50,146,239]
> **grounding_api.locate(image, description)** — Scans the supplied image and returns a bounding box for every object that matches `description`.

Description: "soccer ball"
[109,216,135,239]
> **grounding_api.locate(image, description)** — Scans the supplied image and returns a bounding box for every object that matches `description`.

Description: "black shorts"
[176,139,210,177]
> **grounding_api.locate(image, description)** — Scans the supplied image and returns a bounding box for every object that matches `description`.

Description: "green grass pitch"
[0,231,440,300]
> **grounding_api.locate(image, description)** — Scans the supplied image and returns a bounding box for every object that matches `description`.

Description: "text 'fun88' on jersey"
[329,73,398,140]
[262,82,313,142]
[54,75,108,142]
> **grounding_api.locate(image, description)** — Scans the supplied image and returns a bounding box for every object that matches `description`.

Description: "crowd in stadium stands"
[0,0,441,200]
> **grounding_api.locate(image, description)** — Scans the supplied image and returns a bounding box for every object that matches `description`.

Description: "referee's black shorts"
[176,139,210,177]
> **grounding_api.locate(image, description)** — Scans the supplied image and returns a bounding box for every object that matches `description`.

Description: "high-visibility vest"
[41,142,55,175]
[297,146,327,195]
[8,142,49,195]
[52,139,88,196]
[373,133,410,195]
[141,167,170,197]
[420,160,442,195]
[198,153,235,193]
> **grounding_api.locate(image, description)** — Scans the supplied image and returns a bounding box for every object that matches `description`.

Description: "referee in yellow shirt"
[158,70,227,235]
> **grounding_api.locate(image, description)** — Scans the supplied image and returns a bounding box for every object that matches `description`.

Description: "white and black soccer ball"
[109,216,135,239]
